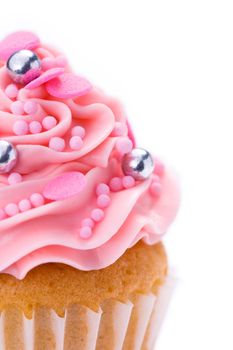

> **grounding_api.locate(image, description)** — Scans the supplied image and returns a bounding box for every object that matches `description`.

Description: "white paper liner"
[0,274,176,349]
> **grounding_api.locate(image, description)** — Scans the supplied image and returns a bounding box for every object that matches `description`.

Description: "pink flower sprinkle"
[55,55,68,68]
[150,182,162,197]
[29,121,42,134]
[154,160,165,176]
[42,116,57,130]
[97,194,111,208]
[111,122,128,137]
[109,177,123,192]
[8,172,22,185]
[122,176,135,189]
[30,193,45,207]
[115,137,133,155]
[24,101,38,115]
[41,57,55,71]
[11,101,24,115]
[91,208,105,222]
[79,226,93,239]
[71,126,86,139]
[5,203,19,217]
[5,84,18,99]
[13,120,29,136]
[81,218,95,228]
[96,183,110,196]
[18,199,32,212]
[0,209,6,220]
[49,137,65,152]
[69,136,83,150]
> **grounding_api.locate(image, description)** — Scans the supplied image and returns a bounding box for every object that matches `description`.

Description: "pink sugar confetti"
[79,226,93,239]
[69,136,83,150]
[24,101,38,115]
[0,31,40,61]
[150,182,162,197]
[55,55,68,68]
[0,209,6,220]
[46,73,92,99]
[115,137,133,155]
[42,116,57,130]
[8,172,22,185]
[91,208,105,222]
[71,126,86,139]
[154,160,165,176]
[29,121,42,134]
[122,176,135,189]
[5,203,19,217]
[43,172,86,201]
[111,122,128,137]
[5,84,18,99]
[30,193,45,207]
[41,57,56,71]
[49,137,65,152]
[97,194,111,208]
[81,218,95,228]
[25,67,65,90]
[11,101,24,115]
[13,120,29,136]
[96,183,110,196]
[18,199,31,212]
[109,177,123,192]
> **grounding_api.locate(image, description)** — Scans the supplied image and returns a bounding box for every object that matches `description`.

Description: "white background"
[1,1,233,349]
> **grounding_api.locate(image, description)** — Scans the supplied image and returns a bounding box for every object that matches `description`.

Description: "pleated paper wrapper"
[0,275,175,350]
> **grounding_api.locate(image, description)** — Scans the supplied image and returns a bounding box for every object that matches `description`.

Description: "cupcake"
[0,31,180,349]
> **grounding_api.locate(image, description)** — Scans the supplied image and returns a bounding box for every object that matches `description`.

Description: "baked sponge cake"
[0,31,180,349]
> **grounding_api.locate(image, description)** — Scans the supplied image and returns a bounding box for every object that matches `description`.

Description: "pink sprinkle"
[29,121,42,134]
[18,199,31,212]
[109,177,123,192]
[111,122,128,137]
[96,183,110,196]
[79,226,93,239]
[69,136,83,150]
[5,203,19,217]
[49,137,65,152]
[122,176,136,189]
[11,101,24,115]
[41,57,56,71]
[71,126,86,139]
[154,160,165,176]
[13,120,29,136]
[150,182,162,197]
[0,209,6,220]
[42,116,57,130]
[5,84,18,99]
[115,137,133,155]
[8,172,22,185]
[97,194,111,208]
[55,55,68,67]
[91,208,105,222]
[24,101,38,115]
[30,193,45,207]
[81,218,95,228]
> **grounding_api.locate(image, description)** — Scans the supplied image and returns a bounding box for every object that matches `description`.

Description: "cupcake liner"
[0,274,176,350]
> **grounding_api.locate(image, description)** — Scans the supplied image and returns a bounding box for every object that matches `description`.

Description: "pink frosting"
[0,32,180,279]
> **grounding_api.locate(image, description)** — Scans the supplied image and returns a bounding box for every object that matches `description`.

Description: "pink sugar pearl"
[11,101,24,115]
[0,209,6,220]
[41,57,55,70]
[49,137,65,151]
[18,199,32,212]
[24,101,38,115]
[122,176,135,189]
[8,172,22,185]
[97,194,111,208]
[71,126,86,139]
[96,183,110,196]
[150,182,162,197]
[91,208,105,222]
[42,116,57,130]
[30,193,45,207]
[5,203,19,217]
[109,177,123,192]
[69,136,83,150]
[13,120,29,135]
[79,226,93,239]
[55,55,68,67]
[111,122,128,137]
[115,137,133,155]
[5,84,18,99]
[81,218,95,228]
[29,121,42,134]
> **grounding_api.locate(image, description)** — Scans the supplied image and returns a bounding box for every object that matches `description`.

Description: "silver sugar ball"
[122,148,154,180]
[6,49,41,85]
[0,140,18,173]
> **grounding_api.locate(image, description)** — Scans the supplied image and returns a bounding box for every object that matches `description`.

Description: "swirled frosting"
[0,32,180,279]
